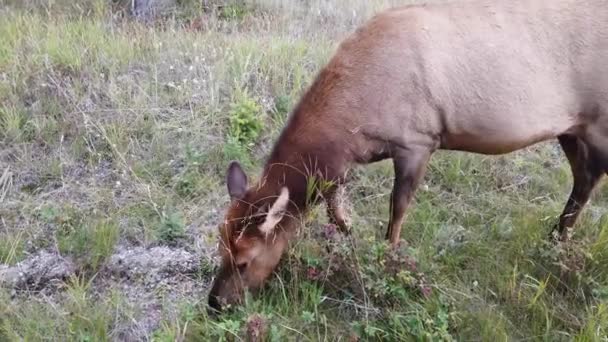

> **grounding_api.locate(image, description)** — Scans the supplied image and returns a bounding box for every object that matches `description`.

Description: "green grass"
[0,231,25,266]
[1,0,607,340]
[0,276,132,341]
[38,205,120,271]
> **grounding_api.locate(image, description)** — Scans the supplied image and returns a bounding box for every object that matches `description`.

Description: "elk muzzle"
[207,264,244,314]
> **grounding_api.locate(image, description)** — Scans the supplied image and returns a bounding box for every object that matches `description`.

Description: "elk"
[208,0,608,312]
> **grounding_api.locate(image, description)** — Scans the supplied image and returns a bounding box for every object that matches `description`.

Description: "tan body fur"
[297,0,608,157]
[208,0,608,312]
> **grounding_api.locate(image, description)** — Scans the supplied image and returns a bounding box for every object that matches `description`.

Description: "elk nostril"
[207,294,222,316]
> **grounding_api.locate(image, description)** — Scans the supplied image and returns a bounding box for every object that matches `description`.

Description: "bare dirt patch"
[0,251,76,291]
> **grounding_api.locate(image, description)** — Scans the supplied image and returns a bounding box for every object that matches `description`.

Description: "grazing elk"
[208,0,608,312]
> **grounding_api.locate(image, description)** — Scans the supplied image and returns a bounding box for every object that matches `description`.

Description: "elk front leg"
[326,185,350,234]
[385,147,431,247]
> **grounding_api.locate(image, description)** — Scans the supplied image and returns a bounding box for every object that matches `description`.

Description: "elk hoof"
[548,226,570,244]
[336,220,351,235]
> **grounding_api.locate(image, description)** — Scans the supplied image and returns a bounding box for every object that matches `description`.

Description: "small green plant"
[228,91,263,146]
[218,1,249,21]
[151,327,177,342]
[156,211,186,244]
[350,300,455,341]
[272,95,291,118]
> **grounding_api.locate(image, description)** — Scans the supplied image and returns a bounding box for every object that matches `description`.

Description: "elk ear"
[226,161,248,200]
[259,187,290,235]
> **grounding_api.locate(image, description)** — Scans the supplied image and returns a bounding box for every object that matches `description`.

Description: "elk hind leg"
[551,135,604,241]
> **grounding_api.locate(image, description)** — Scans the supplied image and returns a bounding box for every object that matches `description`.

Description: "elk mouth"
[206,269,243,317]
[207,294,222,316]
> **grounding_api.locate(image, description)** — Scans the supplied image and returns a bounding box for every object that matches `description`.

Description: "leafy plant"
[156,211,186,244]
[218,1,249,21]
[228,91,263,146]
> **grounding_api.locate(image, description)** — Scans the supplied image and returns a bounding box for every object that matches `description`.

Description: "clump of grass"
[0,105,34,143]
[218,1,250,21]
[63,276,114,340]
[575,303,608,340]
[0,232,25,266]
[88,220,120,269]
[0,276,130,341]
[40,205,119,271]
[57,219,120,271]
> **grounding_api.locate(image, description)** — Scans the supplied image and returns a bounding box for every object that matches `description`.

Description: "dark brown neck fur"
[255,68,354,217]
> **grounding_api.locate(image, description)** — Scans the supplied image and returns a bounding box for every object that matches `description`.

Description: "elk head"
[207,161,293,313]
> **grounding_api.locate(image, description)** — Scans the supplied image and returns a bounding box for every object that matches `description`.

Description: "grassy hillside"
[1,0,607,340]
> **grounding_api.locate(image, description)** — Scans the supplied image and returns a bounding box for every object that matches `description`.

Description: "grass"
[1,0,608,340]
[0,275,134,341]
